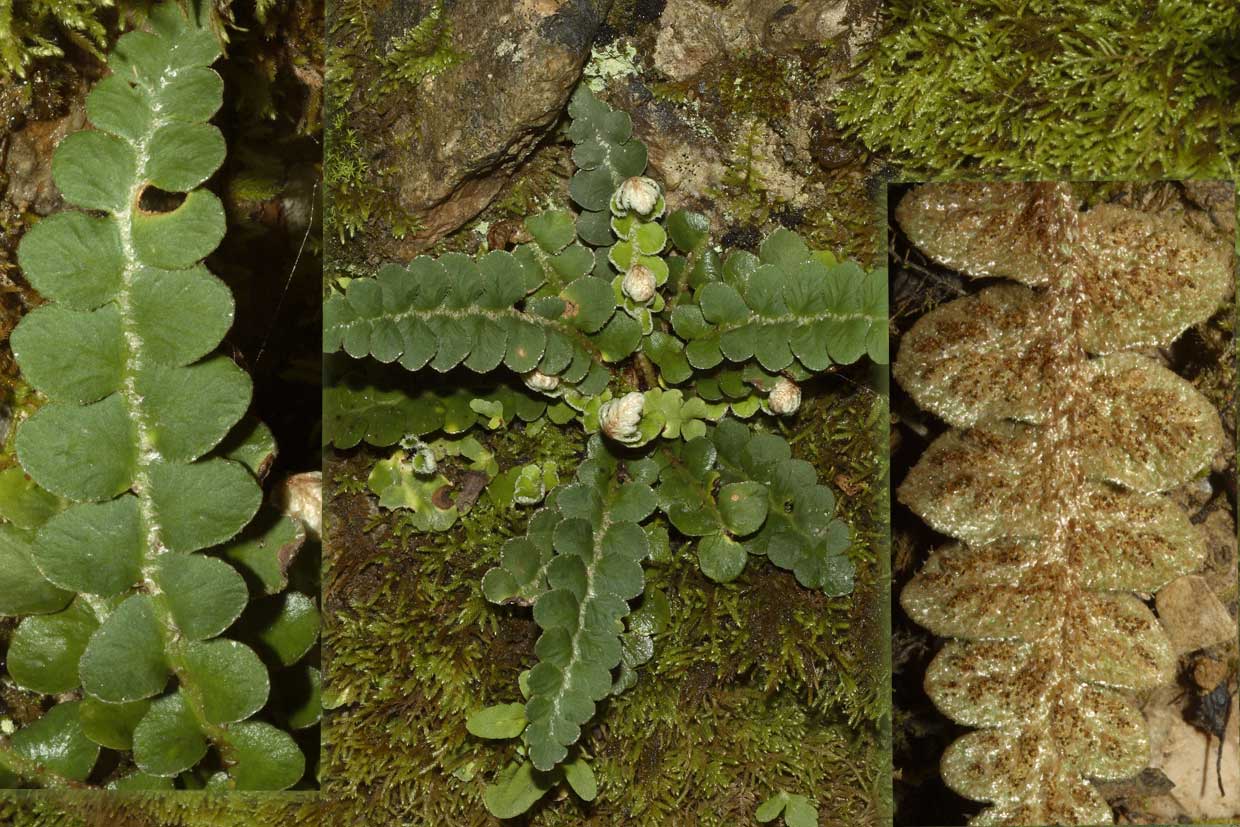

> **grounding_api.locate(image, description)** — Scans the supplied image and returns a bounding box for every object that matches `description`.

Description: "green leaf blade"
[483,761,553,819]
[9,702,99,782]
[10,304,125,404]
[132,190,226,270]
[52,131,136,213]
[33,496,144,596]
[466,703,527,739]
[7,598,100,694]
[148,459,262,553]
[132,691,208,777]
[180,638,270,725]
[144,122,226,191]
[17,395,137,502]
[224,721,306,791]
[153,553,248,640]
[0,525,73,616]
[80,594,169,703]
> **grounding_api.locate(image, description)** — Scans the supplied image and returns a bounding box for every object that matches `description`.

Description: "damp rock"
[1144,683,1240,821]
[3,86,85,216]
[652,0,853,81]
[652,0,754,82]
[1195,504,1238,602]
[1156,574,1237,655]
[380,0,614,255]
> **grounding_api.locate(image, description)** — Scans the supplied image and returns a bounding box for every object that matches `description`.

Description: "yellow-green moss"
[835,0,1240,179]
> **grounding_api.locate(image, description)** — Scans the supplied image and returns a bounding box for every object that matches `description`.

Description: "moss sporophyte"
[324,86,888,817]
[0,3,318,790]
[894,182,1231,825]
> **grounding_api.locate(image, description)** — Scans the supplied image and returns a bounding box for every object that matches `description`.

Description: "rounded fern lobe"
[0,524,73,616]
[7,599,99,694]
[145,122,227,192]
[129,265,235,365]
[138,356,253,463]
[132,691,208,777]
[147,459,263,553]
[79,696,151,752]
[225,721,306,791]
[33,495,144,597]
[17,395,138,502]
[10,303,126,405]
[152,553,248,640]
[132,189,228,269]
[79,594,170,703]
[8,701,100,782]
[51,131,138,213]
[181,638,271,725]
[16,212,125,310]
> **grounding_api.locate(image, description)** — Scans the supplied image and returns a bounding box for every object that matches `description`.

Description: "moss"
[372,0,463,94]
[216,0,325,137]
[798,163,887,269]
[0,792,321,827]
[834,0,1240,179]
[0,0,110,78]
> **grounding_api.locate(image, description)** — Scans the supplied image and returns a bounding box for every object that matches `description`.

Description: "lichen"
[584,40,639,92]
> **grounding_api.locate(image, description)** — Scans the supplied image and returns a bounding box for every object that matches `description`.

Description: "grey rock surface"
[381,0,613,256]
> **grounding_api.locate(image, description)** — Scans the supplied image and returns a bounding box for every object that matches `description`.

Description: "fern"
[325,357,548,448]
[0,4,316,791]
[894,182,1230,824]
[325,86,888,817]
[671,235,887,372]
[324,253,624,396]
[658,420,854,594]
